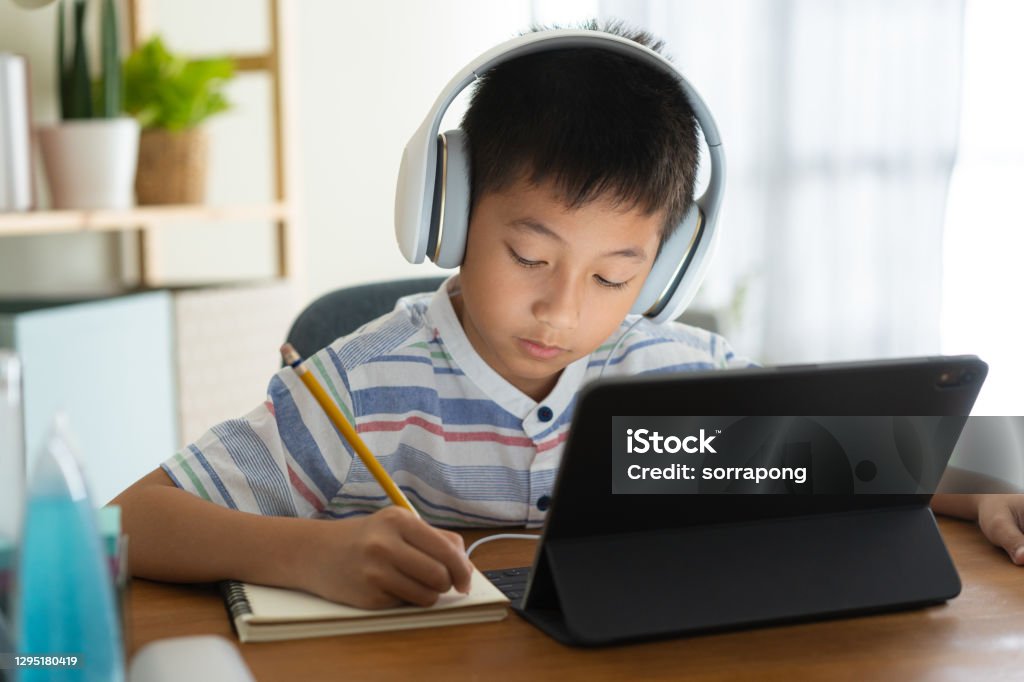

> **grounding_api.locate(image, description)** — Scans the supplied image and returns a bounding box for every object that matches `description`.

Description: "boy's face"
[452,177,664,402]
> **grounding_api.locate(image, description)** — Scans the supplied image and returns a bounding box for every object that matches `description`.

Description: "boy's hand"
[297,507,474,609]
[976,495,1024,565]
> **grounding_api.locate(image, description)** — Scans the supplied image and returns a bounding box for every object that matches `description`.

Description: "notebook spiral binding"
[220,580,253,620]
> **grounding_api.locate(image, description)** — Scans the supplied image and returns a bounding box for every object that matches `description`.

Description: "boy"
[112,23,1024,611]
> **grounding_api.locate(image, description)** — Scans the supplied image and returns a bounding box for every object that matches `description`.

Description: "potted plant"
[36,0,139,210]
[122,36,234,205]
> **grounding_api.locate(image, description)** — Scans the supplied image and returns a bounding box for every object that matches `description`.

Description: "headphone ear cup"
[630,205,702,321]
[428,129,471,268]
[395,135,428,264]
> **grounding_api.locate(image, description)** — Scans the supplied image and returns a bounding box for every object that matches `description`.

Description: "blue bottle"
[14,416,124,681]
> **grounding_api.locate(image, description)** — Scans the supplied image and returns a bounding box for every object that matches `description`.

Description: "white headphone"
[395,29,725,324]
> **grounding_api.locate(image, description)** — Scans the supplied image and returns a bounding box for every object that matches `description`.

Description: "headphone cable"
[466,533,540,559]
[598,316,646,380]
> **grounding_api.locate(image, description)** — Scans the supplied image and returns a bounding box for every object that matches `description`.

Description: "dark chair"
[285,276,446,359]
[285,275,719,360]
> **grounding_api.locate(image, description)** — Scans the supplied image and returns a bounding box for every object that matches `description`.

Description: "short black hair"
[461,19,700,248]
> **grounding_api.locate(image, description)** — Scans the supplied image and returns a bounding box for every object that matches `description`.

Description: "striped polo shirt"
[162,275,753,528]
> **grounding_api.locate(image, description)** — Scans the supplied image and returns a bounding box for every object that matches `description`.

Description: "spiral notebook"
[221,567,509,643]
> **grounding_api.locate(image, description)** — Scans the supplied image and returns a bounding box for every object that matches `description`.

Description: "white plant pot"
[37,117,140,210]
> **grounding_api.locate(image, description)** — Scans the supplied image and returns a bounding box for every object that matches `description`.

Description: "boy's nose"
[533,272,581,331]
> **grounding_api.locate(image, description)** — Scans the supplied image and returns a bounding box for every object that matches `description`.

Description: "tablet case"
[515,355,987,646]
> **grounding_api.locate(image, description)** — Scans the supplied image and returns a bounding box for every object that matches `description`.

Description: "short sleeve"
[709,331,760,369]
[161,344,358,518]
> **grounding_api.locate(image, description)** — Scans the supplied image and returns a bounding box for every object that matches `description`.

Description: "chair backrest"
[285,276,446,359]
[285,275,718,360]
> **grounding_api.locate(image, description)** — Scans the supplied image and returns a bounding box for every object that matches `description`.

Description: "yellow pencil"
[280,343,421,519]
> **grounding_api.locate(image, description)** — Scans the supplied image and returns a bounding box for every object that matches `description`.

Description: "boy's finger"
[983,512,1024,564]
[440,529,466,553]
[400,522,474,593]
[376,563,446,608]
[384,534,476,599]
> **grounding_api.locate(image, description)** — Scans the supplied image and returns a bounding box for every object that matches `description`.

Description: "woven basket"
[135,127,209,205]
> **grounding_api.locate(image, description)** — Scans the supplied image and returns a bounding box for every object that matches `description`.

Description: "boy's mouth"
[517,337,568,360]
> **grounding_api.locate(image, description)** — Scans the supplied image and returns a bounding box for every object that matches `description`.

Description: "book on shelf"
[0,52,33,212]
[220,567,509,643]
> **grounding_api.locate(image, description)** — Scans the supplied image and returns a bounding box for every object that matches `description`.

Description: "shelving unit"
[0,203,289,235]
[0,0,301,288]
[0,0,305,491]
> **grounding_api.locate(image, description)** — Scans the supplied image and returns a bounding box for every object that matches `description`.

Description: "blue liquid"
[16,496,123,682]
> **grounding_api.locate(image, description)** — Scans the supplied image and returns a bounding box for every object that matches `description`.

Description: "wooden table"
[126,518,1024,681]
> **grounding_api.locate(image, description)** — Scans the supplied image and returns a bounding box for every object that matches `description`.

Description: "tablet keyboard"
[483,566,530,607]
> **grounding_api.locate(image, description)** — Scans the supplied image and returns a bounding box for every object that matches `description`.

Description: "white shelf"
[0,202,291,237]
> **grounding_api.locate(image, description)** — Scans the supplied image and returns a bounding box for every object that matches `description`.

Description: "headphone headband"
[396,29,725,266]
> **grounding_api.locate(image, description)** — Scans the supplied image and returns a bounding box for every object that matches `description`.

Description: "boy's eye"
[508,246,630,290]
[508,247,545,268]
[594,275,629,290]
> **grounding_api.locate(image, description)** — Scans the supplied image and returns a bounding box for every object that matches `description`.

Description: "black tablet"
[516,355,988,646]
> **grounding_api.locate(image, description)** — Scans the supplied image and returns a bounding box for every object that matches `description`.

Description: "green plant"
[122,36,235,131]
[57,0,121,119]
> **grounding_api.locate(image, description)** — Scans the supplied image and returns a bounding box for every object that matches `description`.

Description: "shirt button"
[537,406,554,422]
[536,495,551,512]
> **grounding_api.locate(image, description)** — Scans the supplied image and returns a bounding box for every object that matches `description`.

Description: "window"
[941,0,1024,415]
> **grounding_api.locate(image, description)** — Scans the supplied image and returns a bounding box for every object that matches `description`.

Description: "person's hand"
[976,494,1024,565]
[296,507,474,609]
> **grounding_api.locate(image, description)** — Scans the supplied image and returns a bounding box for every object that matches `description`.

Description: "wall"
[0,0,534,300]
[294,0,533,299]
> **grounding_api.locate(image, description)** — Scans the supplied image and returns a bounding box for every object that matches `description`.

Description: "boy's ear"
[429,129,472,269]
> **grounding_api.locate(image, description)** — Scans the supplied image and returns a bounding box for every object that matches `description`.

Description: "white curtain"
[940,1,1024,416]
[531,0,965,365]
